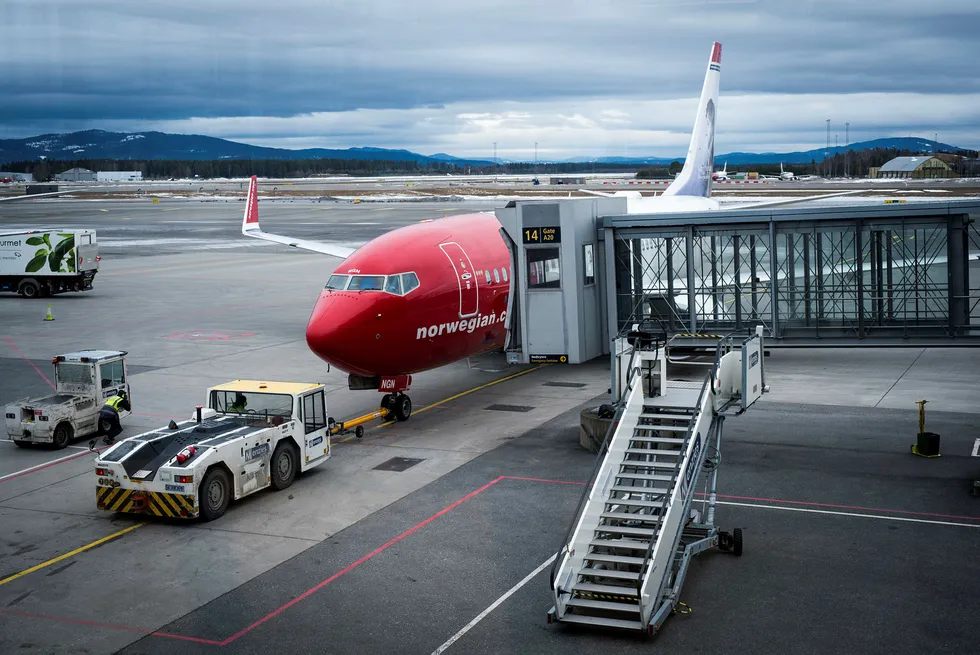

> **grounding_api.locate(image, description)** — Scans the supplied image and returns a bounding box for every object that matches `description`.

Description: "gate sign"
[522,226,561,244]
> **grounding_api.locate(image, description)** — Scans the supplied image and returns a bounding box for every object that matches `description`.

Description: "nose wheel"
[382,393,412,422]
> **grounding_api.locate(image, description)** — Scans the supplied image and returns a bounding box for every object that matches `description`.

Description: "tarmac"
[1,198,979,654]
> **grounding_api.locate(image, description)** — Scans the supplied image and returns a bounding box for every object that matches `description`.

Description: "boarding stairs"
[548,326,768,634]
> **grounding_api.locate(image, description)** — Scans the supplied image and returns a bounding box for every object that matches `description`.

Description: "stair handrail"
[634,339,726,622]
[548,335,649,591]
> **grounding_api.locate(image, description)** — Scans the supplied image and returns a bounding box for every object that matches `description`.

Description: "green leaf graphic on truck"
[24,233,75,273]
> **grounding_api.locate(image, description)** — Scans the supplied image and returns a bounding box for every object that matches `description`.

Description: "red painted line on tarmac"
[699,492,980,522]
[4,338,55,390]
[0,447,107,483]
[0,608,223,645]
[218,475,508,645]
[0,475,578,645]
[502,475,586,486]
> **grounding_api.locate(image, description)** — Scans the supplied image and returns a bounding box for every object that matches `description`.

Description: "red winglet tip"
[711,42,722,64]
[245,176,259,225]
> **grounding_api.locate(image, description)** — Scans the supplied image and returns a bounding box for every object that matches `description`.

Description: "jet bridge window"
[302,390,327,434]
[100,360,125,389]
[348,275,385,291]
[583,243,595,286]
[325,275,349,290]
[527,247,561,289]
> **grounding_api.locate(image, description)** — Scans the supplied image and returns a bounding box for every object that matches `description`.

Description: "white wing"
[241,176,356,259]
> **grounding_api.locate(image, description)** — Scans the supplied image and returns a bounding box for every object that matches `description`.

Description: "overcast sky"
[2,0,978,158]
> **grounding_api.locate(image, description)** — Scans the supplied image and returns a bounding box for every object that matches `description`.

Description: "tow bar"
[329,407,390,439]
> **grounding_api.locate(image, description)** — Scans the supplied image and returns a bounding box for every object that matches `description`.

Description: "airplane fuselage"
[304,212,513,377]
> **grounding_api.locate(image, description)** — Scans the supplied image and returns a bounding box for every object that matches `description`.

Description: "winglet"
[662,41,722,199]
[243,175,259,233]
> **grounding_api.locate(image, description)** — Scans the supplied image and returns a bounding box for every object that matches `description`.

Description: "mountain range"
[0,130,968,167]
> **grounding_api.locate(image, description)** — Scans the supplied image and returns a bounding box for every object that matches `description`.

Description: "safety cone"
[43,304,55,321]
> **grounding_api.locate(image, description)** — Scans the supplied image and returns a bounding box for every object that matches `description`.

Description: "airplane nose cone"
[305,291,376,376]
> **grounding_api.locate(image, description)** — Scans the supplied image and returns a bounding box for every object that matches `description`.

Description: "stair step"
[572,582,639,598]
[634,424,689,432]
[640,412,694,421]
[622,454,679,466]
[555,613,644,631]
[610,484,670,495]
[580,566,641,581]
[566,597,640,613]
[594,525,656,538]
[629,437,684,447]
[629,435,686,444]
[589,538,651,551]
[607,496,667,509]
[586,552,646,566]
[616,471,674,481]
[601,511,665,524]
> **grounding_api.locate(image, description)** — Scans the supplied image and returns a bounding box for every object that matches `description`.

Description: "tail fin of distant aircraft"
[240,175,356,259]
[662,41,722,199]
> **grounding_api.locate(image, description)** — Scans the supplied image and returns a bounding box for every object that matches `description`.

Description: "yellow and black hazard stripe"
[574,591,638,603]
[672,333,727,339]
[97,486,197,519]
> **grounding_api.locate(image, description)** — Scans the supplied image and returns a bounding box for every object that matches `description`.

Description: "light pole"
[825,119,831,176]
[845,122,850,177]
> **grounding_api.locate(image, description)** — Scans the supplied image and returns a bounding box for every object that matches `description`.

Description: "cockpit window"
[384,275,402,295]
[348,275,386,291]
[325,275,349,290]
[401,272,420,294]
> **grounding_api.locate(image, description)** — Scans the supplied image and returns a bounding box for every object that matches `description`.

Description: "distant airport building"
[0,172,33,182]
[54,167,97,182]
[97,170,143,182]
[876,156,958,179]
[550,176,587,185]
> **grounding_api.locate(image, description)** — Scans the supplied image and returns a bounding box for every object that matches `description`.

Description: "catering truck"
[0,229,99,297]
[5,350,130,449]
[94,380,332,521]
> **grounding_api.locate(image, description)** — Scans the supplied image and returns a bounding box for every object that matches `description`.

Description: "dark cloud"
[1,0,978,153]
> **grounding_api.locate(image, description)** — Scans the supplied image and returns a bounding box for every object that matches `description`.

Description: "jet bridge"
[548,326,768,634]
[497,198,980,373]
[603,199,980,346]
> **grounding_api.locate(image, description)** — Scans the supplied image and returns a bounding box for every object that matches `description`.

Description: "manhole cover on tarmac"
[373,457,425,472]
[543,381,587,388]
[485,404,534,412]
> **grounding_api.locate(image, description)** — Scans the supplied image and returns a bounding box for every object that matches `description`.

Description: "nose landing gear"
[381,392,412,422]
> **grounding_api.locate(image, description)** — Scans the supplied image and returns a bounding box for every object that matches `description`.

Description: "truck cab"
[95,380,331,521]
[5,350,129,448]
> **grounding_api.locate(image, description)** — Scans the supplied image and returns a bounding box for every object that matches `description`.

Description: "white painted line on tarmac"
[972,438,980,457]
[0,448,99,482]
[431,553,557,654]
[1,440,88,450]
[703,499,980,529]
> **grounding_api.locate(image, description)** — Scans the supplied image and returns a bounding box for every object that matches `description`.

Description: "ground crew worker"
[100,391,130,444]
[229,393,247,413]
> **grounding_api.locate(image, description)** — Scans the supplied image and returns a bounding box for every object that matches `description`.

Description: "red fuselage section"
[305,213,512,377]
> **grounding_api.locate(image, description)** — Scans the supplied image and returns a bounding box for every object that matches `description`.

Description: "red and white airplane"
[241,41,859,421]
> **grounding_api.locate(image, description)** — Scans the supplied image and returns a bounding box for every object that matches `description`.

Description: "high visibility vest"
[104,395,125,411]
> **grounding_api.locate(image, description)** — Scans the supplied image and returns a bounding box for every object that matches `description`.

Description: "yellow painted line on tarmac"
[99,208,109,212]
[377,365,546,428]
[0,522,145,587]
